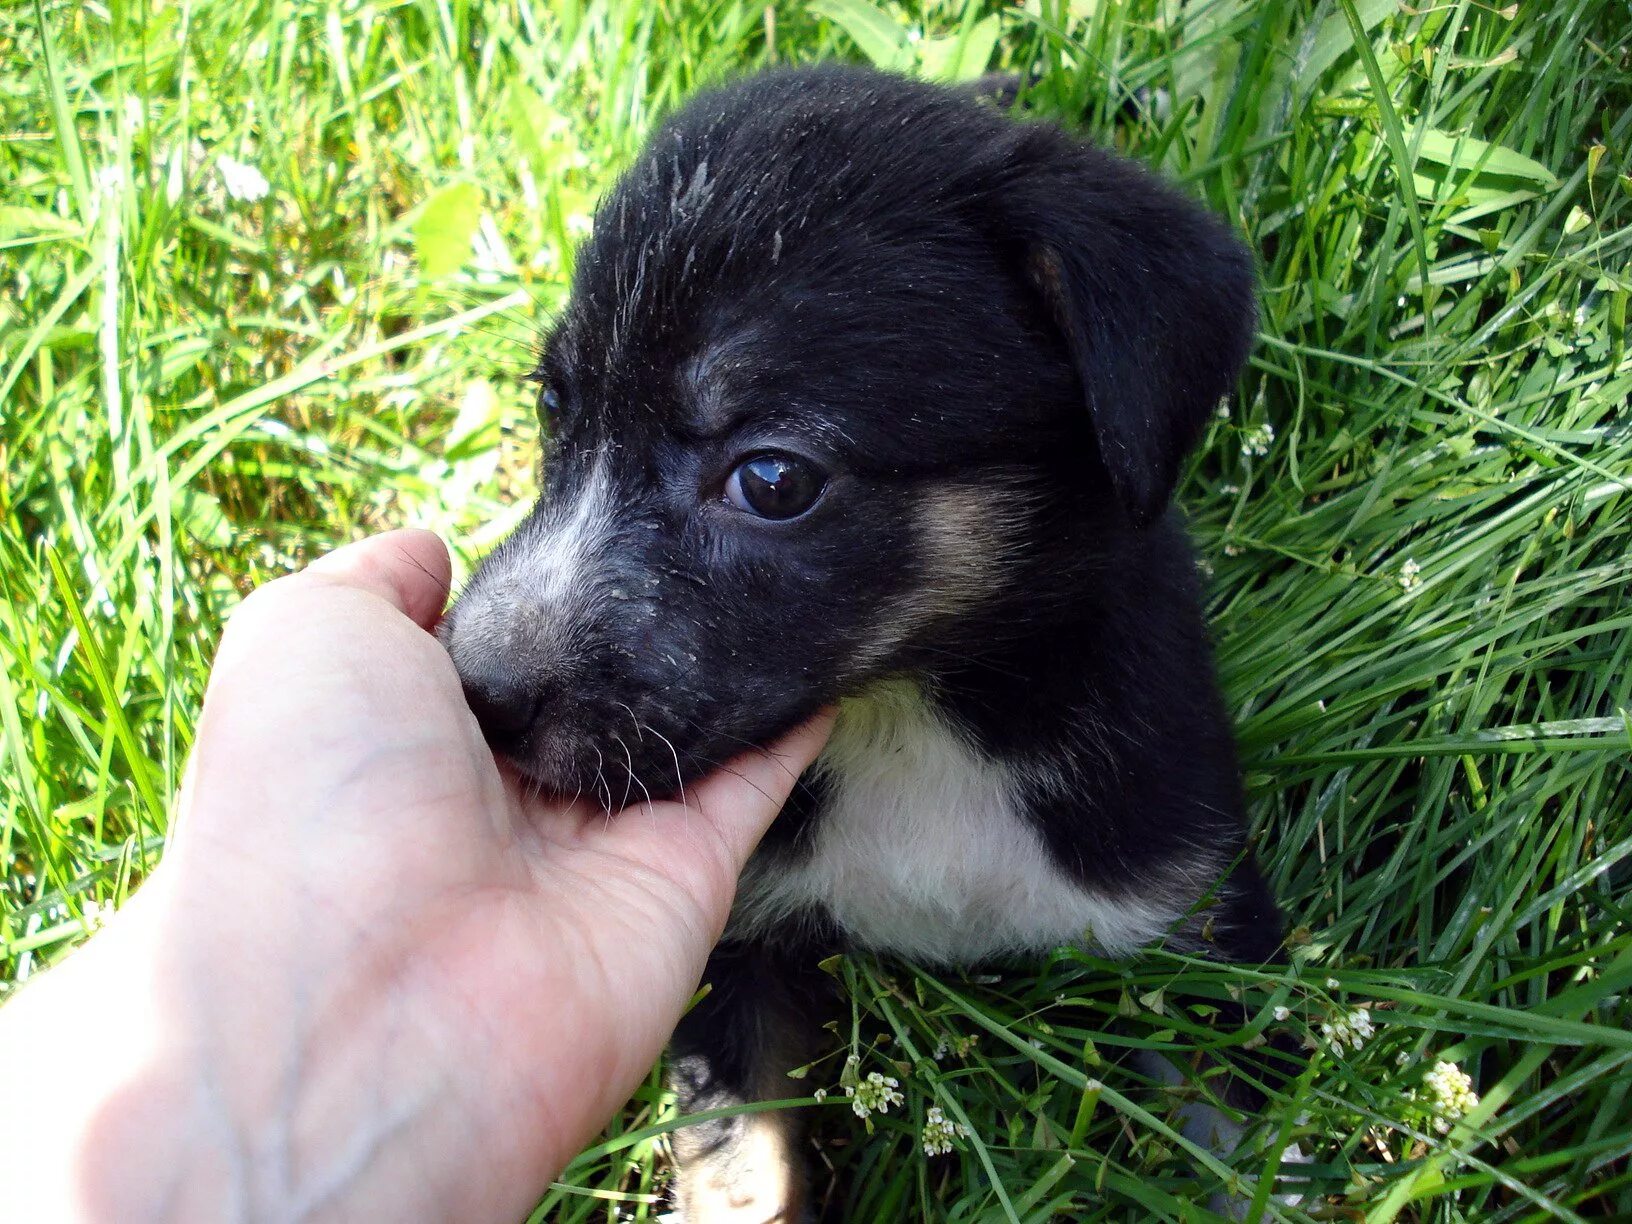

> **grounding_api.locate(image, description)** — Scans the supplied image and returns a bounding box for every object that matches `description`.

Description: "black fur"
[440,64,1283,1218]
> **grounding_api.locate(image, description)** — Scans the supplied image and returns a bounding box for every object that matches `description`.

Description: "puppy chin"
[494,726,601,799]
[500,720,695,810]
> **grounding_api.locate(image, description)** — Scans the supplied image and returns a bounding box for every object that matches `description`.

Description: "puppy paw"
[671,1112,807,1224]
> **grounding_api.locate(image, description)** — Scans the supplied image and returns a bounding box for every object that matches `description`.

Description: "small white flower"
[1421,1060,1479,1132]
[812,1088,827,1103]
[1240,422,1275,458]
[217,154,270,203]
[932,1040,948,1062]
[1320,1007,1375,1054]
[921,1105,970,1157]
[1215,401,1232,420]
[844,1071,903,1119]
[1326,977,1341,990]
[1399,558,1422,593]
[1273,1005,1291,1021]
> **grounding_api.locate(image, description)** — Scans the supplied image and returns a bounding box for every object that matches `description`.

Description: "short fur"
[440,64,1284,1220]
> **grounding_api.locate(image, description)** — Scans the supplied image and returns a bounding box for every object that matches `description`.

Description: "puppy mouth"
[490,715,701,810]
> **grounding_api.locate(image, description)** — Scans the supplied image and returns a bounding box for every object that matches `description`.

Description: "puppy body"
[734,678,1188,965]
[441,64,1283,1220]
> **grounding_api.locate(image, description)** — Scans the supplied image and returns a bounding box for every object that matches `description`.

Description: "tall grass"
[2,1,1629,1219]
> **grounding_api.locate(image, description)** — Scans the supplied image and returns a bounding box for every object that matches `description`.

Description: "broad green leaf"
[1296,0,1396,97]
[1413,128,1559,186]
[1410,172,1540,216]
[412,182,483,280]
[0,205,81,242]
[172,487,231,549]
[920,14,1001,82]
[808,0,909,71]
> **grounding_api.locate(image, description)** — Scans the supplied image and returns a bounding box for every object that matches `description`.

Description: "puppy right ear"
[989,126,1257,527]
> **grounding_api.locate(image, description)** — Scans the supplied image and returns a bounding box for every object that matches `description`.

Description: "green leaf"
[412,182,483,280]
[919,14,1001,82]
[808,0,908,71]
[0,204,81,242]
[1296,0,1396,97]
[172,486,232,549]
[1412,128,1559,186]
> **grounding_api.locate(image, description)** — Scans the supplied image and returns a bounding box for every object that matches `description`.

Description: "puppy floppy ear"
[994,128,1257,526]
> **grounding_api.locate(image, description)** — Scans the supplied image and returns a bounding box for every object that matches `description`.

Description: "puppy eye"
[724,452,827,520]
[539,386,562,417]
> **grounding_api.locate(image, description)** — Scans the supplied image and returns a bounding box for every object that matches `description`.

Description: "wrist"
[2,872,555,1224]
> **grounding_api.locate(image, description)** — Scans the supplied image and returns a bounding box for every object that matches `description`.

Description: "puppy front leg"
[668,941,829,1224]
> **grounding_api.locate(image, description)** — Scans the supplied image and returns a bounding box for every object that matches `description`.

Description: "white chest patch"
[731,682,1179,964]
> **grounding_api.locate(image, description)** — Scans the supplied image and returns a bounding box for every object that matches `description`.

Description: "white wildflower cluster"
[1320,1006,1375,1054]
[1399,558,1423,593]
[845,1070,903,1120]
[920,1105,969,1157]
[1419,1060,1479,1132]
[1239,422,1275,458]
[216,153,271,203]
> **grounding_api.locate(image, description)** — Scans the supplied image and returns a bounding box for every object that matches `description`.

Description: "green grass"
[3,0,1630,1219]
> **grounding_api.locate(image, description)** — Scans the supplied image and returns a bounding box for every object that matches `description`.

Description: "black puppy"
[440,64,1283,1221]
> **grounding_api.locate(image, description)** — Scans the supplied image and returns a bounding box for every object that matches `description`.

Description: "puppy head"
[440,65,1255,799]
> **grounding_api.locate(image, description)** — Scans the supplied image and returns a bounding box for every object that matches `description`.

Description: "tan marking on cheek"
[917,484,1013,613]
[848,482,1024,676]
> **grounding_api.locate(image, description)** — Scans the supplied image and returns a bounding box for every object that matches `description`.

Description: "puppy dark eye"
[724,452,826,520]
[539,386,562,417]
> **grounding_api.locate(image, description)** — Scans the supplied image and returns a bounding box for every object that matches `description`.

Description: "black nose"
[459,666,547,751]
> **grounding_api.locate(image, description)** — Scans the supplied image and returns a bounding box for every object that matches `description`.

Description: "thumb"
[685,709,837,873]
[302,528,453,630]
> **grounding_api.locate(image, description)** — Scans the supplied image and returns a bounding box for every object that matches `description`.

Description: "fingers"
[686,708,837,872]
[199,528,464,778]
[303,529,452,630]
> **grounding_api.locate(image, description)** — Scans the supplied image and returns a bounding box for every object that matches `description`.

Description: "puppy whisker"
[676,747,778,808]
[645,722,688,809]
[669,712,802,785]
[616,702,646,743]
[612,732,638,812]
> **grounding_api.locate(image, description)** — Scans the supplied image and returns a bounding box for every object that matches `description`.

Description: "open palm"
[54,530,831,1223]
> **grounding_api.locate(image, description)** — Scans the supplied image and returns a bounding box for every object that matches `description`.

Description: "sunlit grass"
[3,1,1629,1219]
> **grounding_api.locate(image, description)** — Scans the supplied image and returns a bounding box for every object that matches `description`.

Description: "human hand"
[0,529,833,1224]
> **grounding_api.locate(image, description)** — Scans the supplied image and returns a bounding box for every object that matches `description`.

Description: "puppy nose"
[459,665,547,749]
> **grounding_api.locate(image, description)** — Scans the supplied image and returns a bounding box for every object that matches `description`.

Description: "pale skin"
[0,529,834,1223]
